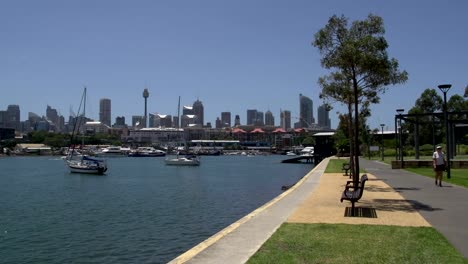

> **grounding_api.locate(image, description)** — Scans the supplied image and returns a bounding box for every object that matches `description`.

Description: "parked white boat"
[165,154,200,166]
[128,147,166,157]
[95,146,130,157]
[299,146,315,156]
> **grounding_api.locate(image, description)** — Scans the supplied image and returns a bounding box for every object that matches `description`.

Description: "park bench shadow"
[372,199,442,212]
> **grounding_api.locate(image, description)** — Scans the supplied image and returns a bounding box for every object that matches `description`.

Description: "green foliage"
[405,168,468,188]
[248,223,467,264]
[301,136,315,146]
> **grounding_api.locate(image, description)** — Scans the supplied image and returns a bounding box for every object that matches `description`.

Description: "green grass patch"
[248,223,468,264]
[326,158,366,174]
[405,168,468,188]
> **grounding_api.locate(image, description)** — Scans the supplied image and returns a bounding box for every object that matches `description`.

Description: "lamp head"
[380,124,385,127]
[438,84,452,93]
[396,109,405,114]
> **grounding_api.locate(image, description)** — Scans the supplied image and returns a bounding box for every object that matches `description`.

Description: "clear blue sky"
[2,0,467,131]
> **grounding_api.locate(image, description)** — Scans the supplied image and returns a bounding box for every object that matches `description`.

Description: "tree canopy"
[313,14,408,183]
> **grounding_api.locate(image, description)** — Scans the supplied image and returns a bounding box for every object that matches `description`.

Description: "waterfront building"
[299,94,313,128]
[221,111,231,127]
[126,127,185,145]
[85,121,110,134]
[234,115,241,126]
[246,109,257,125]
[317,104,331,129]
[99,98,112,127]
[0,110,7,128]
[265,110,274,126]
[192,99,204,126]
[280,110,291,130]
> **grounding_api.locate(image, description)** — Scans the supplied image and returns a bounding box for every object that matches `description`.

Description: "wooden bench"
[340,174,368,216]
[342,163,350,176]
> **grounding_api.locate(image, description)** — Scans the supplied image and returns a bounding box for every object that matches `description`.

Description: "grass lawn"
[326,158,366,174]
[248,223,468,264]
[405,168,468,188]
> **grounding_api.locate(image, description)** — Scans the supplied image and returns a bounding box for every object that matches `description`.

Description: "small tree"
[313,14,408,185]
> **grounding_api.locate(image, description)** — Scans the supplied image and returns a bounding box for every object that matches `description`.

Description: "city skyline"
[0,93,329,129]
[2,1,468,131]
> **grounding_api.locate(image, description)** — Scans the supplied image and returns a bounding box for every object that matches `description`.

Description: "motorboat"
[299,146,315,156]
[128,147,166,157]
[95,146,129,157]
[165,154,200,166]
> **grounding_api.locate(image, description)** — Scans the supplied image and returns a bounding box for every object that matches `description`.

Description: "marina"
[0,155,313,264]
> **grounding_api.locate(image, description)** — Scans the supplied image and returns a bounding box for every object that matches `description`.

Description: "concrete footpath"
[169,157,468,263]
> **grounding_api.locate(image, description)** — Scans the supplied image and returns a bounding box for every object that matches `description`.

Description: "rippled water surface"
[0,155,313,263]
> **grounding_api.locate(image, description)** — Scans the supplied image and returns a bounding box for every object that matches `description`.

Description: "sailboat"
[65,87,108,175]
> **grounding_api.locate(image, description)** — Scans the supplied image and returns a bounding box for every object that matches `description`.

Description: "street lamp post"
[367,129,371,160]
[380,124,385,161]
[396,109,405,168]
[438,84,452,179]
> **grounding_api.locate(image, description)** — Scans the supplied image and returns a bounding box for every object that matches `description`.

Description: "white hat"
[436,145,442,149]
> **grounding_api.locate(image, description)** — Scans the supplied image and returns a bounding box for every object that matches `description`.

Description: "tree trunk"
[352,76,360,186]
[347,101,354,177]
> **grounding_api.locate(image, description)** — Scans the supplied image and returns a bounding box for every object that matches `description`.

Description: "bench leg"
[351,201,355,217]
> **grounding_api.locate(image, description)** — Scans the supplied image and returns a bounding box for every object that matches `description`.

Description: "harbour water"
[0,155,313,264]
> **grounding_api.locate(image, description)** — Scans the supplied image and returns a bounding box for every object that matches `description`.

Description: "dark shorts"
[435,164,445,172]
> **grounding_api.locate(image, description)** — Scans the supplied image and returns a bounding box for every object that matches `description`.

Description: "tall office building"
[183,106,194,115]
[132,115,145,128]
[6,105,21,132]
[99,98,111,126]
[221,112,231,127]
[192,99,204,126]
[215,117,222,129]
[280,110,291,130]
[265,110,274,126]
[317,104,331,129]
[46,105,59,125]
[246,109,257,125]
[234,115,241,126]
[299,94,313,128]
[114,116,126,127]
[255,111,264,126]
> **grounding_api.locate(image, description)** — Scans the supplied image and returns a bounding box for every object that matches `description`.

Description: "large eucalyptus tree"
[313,14,408,184]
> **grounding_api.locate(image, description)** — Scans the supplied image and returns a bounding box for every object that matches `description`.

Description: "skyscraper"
[6,105,20,132]
[299,94,313,128]
[280,110,291,130]
[99,98,111,126]
[247,109,257,125]
[234,115,241,126]
[192,99,204,126]
[221,112,231,127]
[265,110,274,126]
[46,105,59,125]
[317,104,331,129]
[255,111,264,126]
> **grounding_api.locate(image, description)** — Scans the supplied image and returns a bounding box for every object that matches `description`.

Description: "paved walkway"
[169,157,468,263]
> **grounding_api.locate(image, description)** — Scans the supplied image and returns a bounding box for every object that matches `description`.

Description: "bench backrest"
[355,174,368,199]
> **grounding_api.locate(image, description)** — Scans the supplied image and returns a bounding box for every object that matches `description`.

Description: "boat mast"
[177,96,180,129]
[82,86,86,147]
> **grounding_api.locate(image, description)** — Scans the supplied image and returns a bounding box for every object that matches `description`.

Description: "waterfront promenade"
[169,157,468,263]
